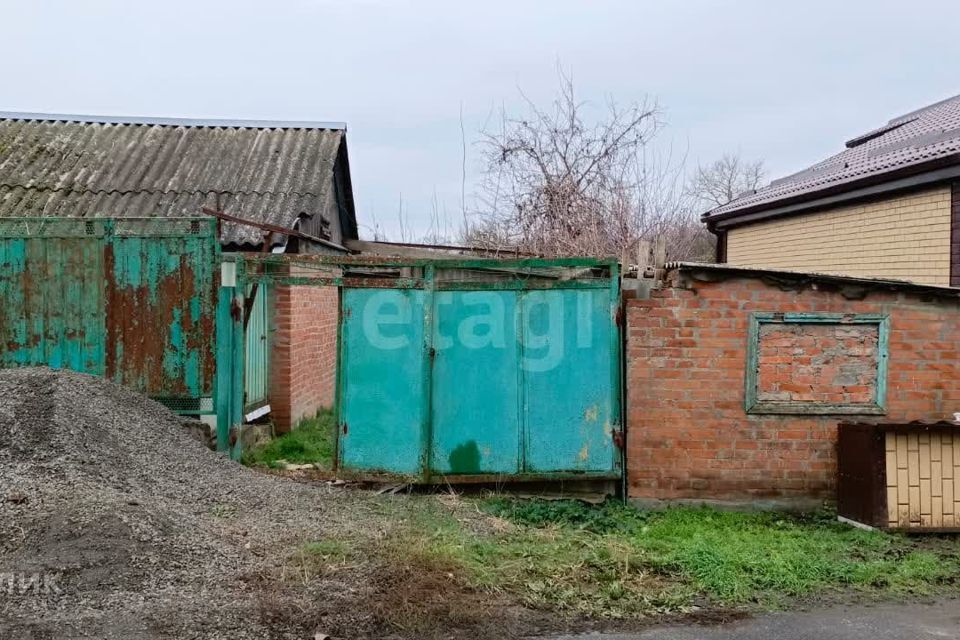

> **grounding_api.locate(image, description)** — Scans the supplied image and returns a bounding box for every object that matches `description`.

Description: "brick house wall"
[725,186,952,286]
[269,285,339,432]
[626,268,960,509]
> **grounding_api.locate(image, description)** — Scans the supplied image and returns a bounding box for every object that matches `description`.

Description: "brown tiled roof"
[705,94,960,221]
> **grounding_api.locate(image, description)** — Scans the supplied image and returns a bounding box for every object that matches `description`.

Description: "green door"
[338,288,428,475]
[430,291,521,476]
[522,289,616,472]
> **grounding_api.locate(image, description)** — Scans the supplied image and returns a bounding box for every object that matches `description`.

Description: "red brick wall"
[626,271,960,508]
[269,285,338,432]
[756,323,878,405]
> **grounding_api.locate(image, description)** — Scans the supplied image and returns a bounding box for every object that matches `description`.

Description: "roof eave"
[703,152,960,229]
[0,110,347,130]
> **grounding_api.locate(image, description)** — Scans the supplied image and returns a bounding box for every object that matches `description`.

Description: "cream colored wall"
[725,186,953,286]
[886,431,958,529]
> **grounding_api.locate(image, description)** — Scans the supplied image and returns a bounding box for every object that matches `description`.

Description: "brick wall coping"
[663,262,960,301]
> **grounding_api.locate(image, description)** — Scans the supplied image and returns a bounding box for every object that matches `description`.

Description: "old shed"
[0,112,357,428]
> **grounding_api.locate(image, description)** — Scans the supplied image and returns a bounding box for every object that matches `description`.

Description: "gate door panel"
[522,289,616,472]
[430,291,521,475]
[338,288,428,475]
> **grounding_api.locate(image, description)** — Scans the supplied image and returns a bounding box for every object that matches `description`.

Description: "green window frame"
[744,312,890,415]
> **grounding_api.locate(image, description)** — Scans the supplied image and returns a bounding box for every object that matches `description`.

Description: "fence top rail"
[233,252,618,271]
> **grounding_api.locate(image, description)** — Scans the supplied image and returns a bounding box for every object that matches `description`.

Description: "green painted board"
[430,291,521,474]
[0,218,218,411]
[522,289,616,472]
[338,288,428,476]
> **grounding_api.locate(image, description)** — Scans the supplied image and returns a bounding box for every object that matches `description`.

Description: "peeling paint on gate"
[0,218,219,408]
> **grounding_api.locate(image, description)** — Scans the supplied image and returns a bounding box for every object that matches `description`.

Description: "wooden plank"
[898,501,911,527]
[932,461,943,497]
[887,486,899,525]
[909,486,921,523]
[945,434,955,479]
[920,441,931,480]
[931,432,941,462]
[908,449,921,487]
[885,432,895,452]
[932,497,943,527]
[898,467,910,505]
[955,472,960,517]
[896,434,909,469]
[946,477,955,514]
[885,449,898,486]
[920,478,932,517]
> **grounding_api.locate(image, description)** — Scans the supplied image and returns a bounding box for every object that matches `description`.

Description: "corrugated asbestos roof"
[705,94,960,220]
[0,113,348,246]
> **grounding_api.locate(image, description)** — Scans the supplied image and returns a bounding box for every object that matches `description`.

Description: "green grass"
[373,497,960,618]
[242,409,336,468]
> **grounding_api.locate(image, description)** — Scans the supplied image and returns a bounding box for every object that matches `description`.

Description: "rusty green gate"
[336,257,622,481]
[237,255,622,482]
[0,217,220,413]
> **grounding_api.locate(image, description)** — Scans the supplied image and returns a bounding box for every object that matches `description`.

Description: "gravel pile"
[0,368,367,639]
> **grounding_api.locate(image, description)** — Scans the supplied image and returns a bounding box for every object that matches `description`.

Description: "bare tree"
[462,72,768,263]
[688,153,765,210]
[464,71,739,263]
[673,153,766,262]
[465,70,666,258]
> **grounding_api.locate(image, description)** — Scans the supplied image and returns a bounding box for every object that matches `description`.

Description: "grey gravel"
[0,368,373,639]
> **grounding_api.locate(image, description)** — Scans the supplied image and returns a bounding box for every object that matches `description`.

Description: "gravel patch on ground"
[0,368,407,639]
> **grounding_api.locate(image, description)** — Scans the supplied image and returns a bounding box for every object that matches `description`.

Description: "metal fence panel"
[0,232,105,373]
[338,288,428,475]
[0,217,219,411]
[522,288,616,472]
[430,290,521,475]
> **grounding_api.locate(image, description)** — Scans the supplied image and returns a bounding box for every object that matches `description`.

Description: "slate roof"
[0,113,354,246]
[705,94,960,221]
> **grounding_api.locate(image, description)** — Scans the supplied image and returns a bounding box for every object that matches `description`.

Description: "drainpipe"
[707,222,727,264]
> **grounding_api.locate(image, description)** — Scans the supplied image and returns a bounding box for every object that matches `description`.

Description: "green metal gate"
[329,257,622,482]
[0,217,220,413]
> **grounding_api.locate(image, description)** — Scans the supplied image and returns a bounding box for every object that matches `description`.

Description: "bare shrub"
[464,72,764,263]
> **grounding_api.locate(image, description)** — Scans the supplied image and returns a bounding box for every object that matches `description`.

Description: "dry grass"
[255,492,960,639]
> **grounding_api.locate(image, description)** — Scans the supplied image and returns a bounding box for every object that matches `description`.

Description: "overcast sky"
[2,1,958,239]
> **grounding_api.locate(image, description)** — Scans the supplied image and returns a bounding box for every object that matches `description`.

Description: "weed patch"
[263,494,960,636]
[243,410,335,468]
[479,499,960,610]
[377,498,687,618]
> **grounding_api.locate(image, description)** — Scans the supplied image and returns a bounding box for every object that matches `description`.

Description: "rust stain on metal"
[105,253,214,396]
[612,430,624,450]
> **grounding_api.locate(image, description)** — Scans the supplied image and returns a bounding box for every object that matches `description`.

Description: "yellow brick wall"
[885,431,957,529]
[725,186,953,286]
